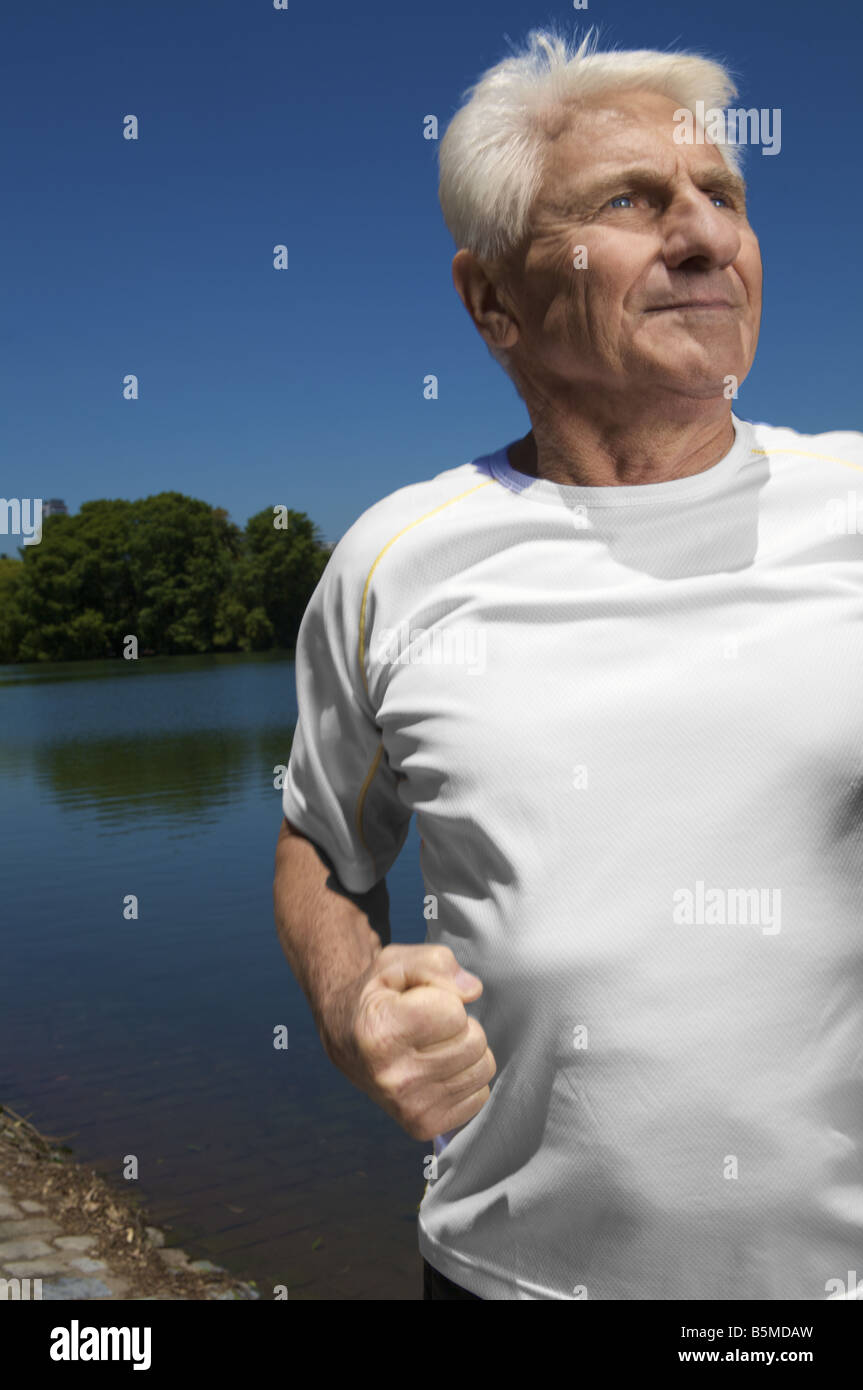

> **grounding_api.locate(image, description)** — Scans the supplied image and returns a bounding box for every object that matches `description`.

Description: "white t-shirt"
[283,413,863,1300]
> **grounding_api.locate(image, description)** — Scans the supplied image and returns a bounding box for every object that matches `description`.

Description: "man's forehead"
[538,96,738,200]
[542,91,721,171]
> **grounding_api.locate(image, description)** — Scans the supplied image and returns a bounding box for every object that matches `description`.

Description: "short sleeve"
[282,534,412,893]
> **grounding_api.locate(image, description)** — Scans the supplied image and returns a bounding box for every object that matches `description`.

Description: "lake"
[0,652,429,1300]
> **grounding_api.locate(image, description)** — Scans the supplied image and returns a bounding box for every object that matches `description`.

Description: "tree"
[0,557,26,662]
[235,509,329,649]
[126,493,242,654]
[0,492,331,663]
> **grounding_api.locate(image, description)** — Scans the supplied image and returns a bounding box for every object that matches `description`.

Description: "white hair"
[438,26,743,264]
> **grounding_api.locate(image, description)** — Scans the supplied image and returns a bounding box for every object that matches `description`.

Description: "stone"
[0,1237,55,1261]
[157,1248,190,1268]
[41,1276,113,1300]
[19,1200,47,1213]
[4,1257,69,1277]
[0,1202,22,1220]
[0,1185,12,1198]
[70,1257,107,1273]
[188,1259,224,1273]
[0,1217,59,1240]
[145,1226,165,1248]
[53,1235,97,1252]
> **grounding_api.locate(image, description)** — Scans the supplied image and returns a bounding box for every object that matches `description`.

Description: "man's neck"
[507,402,737,488]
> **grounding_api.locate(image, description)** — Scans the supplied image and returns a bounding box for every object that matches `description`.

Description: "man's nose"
[661,193,742,272]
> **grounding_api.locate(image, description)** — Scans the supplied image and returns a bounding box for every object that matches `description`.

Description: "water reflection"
[0,654,426,1299]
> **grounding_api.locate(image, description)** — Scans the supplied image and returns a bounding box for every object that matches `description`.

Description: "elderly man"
[274,30,863,1301]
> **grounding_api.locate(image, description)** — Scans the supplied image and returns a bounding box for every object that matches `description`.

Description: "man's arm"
[272,815,497,1140]
[273,815,389,1056]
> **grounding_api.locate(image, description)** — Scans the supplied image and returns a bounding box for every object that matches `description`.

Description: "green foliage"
[0,494,331,663]
[233,508,329,649]
[0,557,27,662]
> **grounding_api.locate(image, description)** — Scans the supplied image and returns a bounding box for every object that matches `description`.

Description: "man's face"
[497,89,763,403]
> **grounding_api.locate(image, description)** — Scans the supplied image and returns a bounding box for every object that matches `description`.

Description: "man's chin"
[637,350,748,401]
[636,368,746,404]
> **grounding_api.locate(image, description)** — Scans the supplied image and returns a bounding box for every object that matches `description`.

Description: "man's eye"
[605,191,736,212]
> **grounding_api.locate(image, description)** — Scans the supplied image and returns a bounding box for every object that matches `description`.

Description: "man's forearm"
[273,816,388,1054]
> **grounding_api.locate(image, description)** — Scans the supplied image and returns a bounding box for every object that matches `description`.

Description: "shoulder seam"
[751,446,863,474]
[354,744,384,862]
[356,477,495,695]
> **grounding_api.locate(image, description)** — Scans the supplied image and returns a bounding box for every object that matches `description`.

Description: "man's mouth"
[644,301,736,312]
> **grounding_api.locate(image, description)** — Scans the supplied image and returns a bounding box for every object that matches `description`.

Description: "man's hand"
[320,943,497,1141]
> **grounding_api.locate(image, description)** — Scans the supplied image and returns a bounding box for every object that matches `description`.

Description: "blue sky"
[3,0,862,555]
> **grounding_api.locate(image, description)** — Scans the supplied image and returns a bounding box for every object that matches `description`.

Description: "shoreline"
[0,1103,260,1300]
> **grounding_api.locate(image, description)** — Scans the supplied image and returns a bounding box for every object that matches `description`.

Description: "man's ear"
[451,249,521,353]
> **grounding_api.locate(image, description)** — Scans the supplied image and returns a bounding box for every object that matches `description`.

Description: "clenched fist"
[320,943,497,1141]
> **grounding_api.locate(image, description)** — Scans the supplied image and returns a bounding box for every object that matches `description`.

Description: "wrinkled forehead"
[537,89,727,180]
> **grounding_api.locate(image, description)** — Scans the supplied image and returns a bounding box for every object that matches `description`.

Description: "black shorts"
[422,1257,483,1300]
